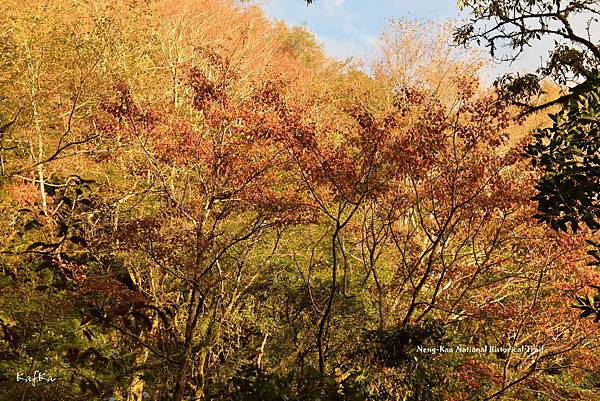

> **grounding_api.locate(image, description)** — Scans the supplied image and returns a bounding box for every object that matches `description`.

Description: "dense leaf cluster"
[525,86,600,233]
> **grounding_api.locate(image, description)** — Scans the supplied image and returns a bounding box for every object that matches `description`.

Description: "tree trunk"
[173,288,202,401]
[128,320,157,401]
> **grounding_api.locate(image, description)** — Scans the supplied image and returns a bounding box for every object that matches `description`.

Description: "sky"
[257,0,566,80]
[260,0,462,61]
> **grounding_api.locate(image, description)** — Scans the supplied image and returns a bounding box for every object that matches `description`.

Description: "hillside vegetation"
[1,1,599,400]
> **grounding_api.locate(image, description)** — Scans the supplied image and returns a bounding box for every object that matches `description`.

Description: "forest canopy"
[1,0,599,400]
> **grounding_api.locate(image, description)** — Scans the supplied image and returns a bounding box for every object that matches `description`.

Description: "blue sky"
[258,0,565,79]
[260,0,462,60]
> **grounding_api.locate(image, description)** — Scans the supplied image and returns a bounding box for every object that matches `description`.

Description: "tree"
[457,0,600,324]
[455,0,600,114]
[525,88,600,234]
[525,85,600,321]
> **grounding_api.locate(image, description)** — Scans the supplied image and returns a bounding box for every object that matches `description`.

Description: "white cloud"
[317,32,378,62]
[318,35,367,60]
[323,0,347,15]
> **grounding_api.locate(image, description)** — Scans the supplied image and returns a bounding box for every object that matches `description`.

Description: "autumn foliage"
[1,1,599,401]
